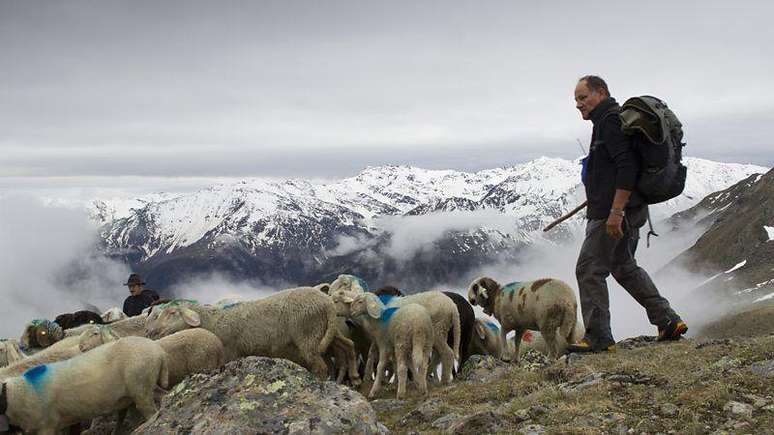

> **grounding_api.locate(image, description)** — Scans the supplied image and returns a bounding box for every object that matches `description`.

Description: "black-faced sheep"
[143,287,347,380]
[0,336,168,435]
[467,277,580,360]
[442,291,475,370]
[53,310,104,330]
[337,292,433,399]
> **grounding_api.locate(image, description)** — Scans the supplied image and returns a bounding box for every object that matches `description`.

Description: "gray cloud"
[1,0,773,184]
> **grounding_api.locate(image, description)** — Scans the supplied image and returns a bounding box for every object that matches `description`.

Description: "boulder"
[134,356,382,434]
[457,355,511,383]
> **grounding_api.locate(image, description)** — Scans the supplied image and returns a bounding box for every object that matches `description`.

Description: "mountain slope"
[93,157,767,290]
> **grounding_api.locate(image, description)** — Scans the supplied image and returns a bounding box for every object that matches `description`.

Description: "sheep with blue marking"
[329,274,369,294]
[467,277,580,361]
[335,291,433,399]
[469,318,504,359]
[361,291,461,385]
[143,287,349,380]
[0,336,168,435]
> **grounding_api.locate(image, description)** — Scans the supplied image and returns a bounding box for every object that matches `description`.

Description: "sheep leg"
[369,350,390,399]
[395,343,409,400]
[539,321,561,359]
[510,329,524,363]
[334,334,361,386]
[433,334,455,384]
[500,327,513,362]
[364,343,378,383]
[412,343,429,396]
[111,408,129,435]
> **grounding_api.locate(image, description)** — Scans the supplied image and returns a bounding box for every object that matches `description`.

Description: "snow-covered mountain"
[92,157,768,290]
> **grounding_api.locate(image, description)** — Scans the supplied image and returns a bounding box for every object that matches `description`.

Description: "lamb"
[19,320,64,350]
[0,336,168,435]
[468,318,503,359]
[80,328,225,386]
[54,310,104,330]
[467,277,580,361]
[143,286,348,380]
[337,291,433,399]
[0,340,25,368]
[361,291,460,384]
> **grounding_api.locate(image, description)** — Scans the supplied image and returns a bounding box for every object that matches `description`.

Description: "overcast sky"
[1,0,772,194]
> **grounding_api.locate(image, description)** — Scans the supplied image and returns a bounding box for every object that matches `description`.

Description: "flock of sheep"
[0,274,582,434]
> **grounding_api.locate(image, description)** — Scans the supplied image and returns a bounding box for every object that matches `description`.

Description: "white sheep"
[0,340,26,368]
[1,336,168,435]
[0,325,119,381]
[468,318,503,359]
[467,277,580,361]
[143,286,348,380]
[65,313,148,339]
[354,291,461,385]
[80,327,225,387]
[337,291,432,399]
[101,307,127,323]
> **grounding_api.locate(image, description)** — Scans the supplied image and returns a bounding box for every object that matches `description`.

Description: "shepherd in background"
[568,75,687,353]
[122,273,160,316]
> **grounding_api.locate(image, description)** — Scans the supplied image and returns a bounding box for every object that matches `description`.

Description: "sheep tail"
[451,308,461,362]
[158,352,170,390]
[560,301,579,344]
[317,304,338,355]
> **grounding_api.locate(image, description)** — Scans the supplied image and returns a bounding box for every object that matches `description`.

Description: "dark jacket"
[584,97,644,220]
[123,289,160,317]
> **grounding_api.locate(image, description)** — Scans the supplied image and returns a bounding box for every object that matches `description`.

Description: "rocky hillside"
[95,303,774,435]
[666,167,774,303]
[87,157,766,291]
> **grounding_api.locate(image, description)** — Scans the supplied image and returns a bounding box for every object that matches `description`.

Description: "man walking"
[568,75,687,353]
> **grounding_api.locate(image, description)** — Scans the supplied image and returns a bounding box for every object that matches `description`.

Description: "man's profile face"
[574,80,607,120]
[129,284,142,296]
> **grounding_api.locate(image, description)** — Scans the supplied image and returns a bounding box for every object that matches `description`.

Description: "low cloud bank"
[0,195,129,338]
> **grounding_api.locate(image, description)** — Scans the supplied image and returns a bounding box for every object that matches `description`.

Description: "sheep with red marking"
[467,277,580,361]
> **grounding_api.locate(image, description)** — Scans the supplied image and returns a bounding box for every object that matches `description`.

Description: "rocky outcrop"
[134,357,382,435]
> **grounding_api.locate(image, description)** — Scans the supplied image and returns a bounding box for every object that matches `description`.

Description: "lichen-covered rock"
[133,356,381,435]
[443,411,504,435]
[457,355,511,383]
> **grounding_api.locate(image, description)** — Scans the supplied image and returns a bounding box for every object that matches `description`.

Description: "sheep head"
[78,325,120,352]
[329,274,369,296]
[467,277,501,316]
[472,319,502,358]
[348,293,384,320]
[20,320,64,350]
[145,305,201,339]
[101,307,127,323]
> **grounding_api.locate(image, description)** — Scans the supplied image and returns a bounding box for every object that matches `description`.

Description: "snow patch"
[725,260,747,274]
[754,292,774,303]
[764,226,774,241]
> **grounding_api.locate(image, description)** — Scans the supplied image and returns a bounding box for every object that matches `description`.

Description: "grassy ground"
[370,306,774,434]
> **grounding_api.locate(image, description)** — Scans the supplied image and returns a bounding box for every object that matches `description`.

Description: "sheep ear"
[364,294,383,319]
[180,308,201,327]
[101,327,120,343]
[474,322,487,340]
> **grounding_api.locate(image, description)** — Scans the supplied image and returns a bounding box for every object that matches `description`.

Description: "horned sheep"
[467,276,580,361]
[143,287,350,380]
[0,336,168,435]
[337,291,433,399]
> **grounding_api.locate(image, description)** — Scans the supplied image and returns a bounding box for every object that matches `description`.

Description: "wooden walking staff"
[542,201,587,232]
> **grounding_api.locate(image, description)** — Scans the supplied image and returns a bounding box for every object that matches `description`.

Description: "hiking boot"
[566,339,616,353]
[657,319,688,341]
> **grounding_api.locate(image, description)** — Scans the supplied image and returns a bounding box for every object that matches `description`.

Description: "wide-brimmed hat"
[125,273,145,287]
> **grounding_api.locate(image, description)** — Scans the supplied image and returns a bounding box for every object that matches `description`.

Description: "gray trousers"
[575,205,679,350]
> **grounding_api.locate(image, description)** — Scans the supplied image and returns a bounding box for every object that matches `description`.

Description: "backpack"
[619,96,687,204]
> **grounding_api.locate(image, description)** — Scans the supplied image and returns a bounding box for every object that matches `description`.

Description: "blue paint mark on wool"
[23,365,49,393]
[377,294,395,305]
[380,307,399,323]
[502,282,523,293]
[485,321,500,332]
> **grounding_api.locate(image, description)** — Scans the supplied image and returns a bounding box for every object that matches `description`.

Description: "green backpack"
[619,96,687,204]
